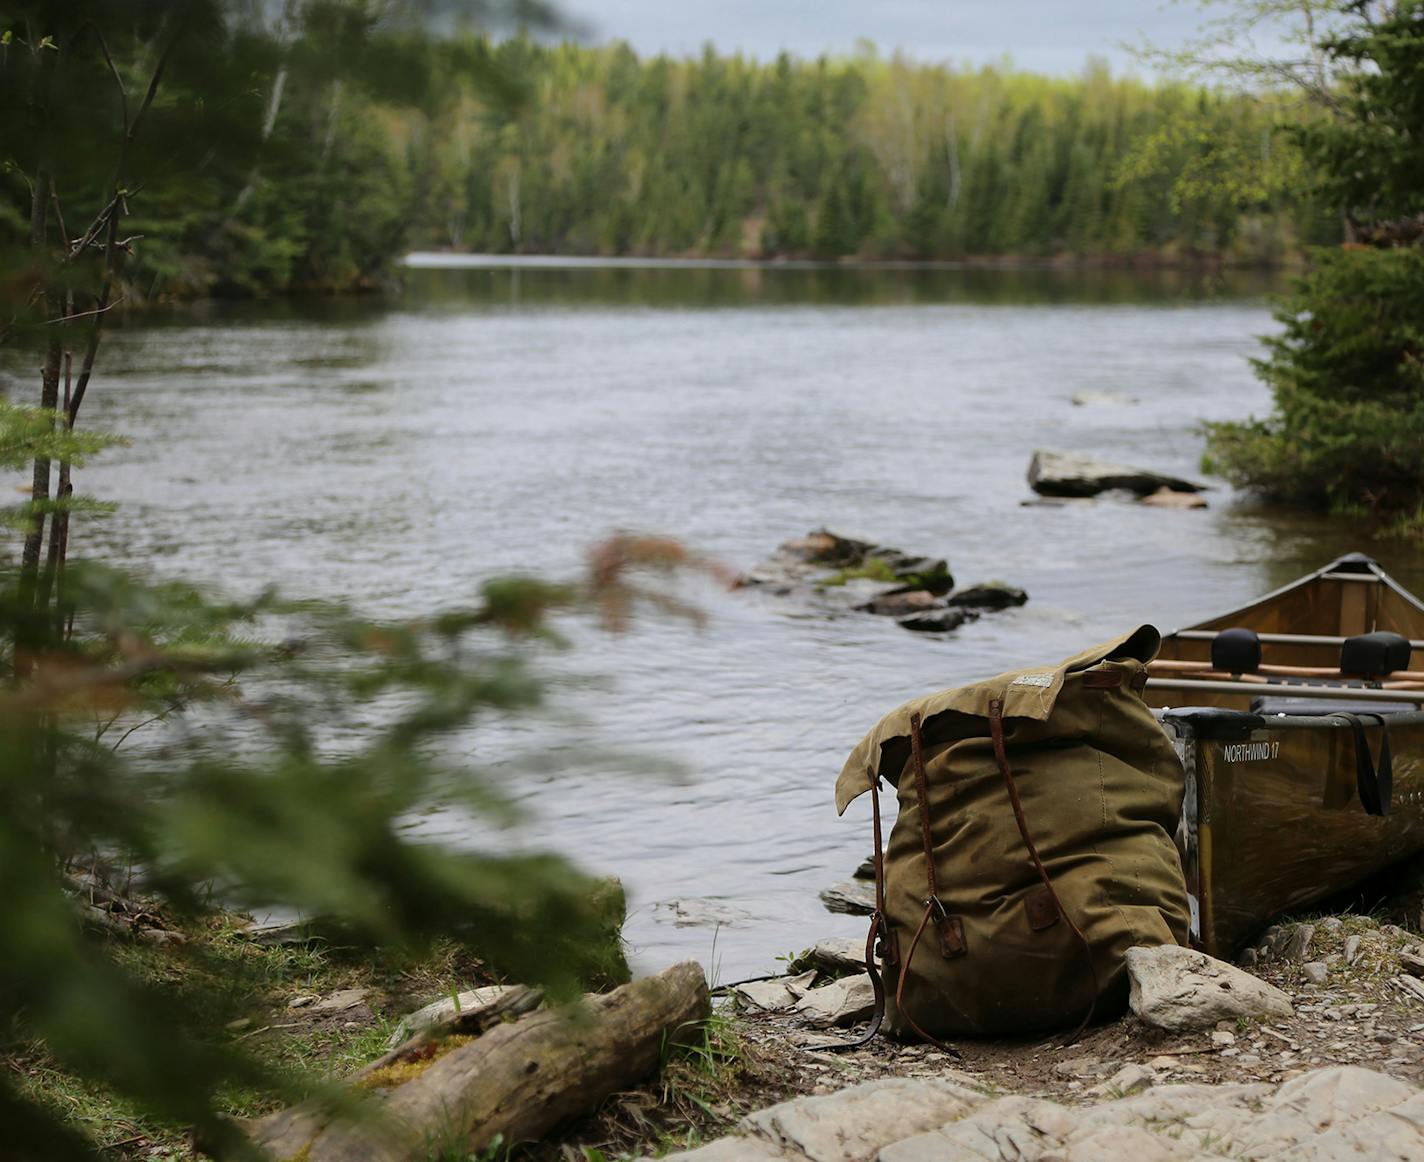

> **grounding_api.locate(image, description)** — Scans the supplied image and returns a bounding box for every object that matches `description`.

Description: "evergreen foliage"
[442,42,1320,263]
[1,19,1335,302]
[1,5,714,1157]
[1205,2,1424,526]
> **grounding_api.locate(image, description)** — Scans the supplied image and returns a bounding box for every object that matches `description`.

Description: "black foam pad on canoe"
[1340,631,1412,676]
[1211,627,1261,674]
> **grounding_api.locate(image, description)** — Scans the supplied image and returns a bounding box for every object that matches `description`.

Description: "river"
[17,257,1424,981]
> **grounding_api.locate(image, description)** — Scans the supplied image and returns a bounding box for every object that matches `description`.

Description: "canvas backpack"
[834,625,1190,1042]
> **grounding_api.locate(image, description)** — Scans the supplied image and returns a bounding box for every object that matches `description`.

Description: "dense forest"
[432,41,1335,265]
[0,28,1338,301]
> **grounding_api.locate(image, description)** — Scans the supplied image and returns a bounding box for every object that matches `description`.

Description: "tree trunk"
[247,961,710,1162]
[19,170,60,619]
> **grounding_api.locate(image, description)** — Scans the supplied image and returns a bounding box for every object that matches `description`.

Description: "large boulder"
[1125,944,1293,1031]
[1029,450,1207,498]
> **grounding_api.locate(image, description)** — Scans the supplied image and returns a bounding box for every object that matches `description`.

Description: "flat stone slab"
[385,984,521,1048]
[791,975,875,1028]
[1029,449,1207,498]
[1127,944,1294,1032]
[663,1067,1424,1161]
[733,971,818,1013]
[312,988,369,1013]
[658,1077,985,1161]
[787,938,868,975]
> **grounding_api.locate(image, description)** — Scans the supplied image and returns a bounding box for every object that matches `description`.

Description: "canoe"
[1144,553,1424,958]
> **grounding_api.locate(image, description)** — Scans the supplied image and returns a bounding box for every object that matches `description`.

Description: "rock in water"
[1125,944,1293,1031]
[857,589,941,617]
[896,608,978,634]
[947,582,1029,610]
[864,550,953,594]
[820,880,877,916]
[1028,450,1207,498]
[1071,389,1139,406]
[1140,486,1208,509]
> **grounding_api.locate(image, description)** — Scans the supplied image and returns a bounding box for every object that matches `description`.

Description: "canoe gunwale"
[1157,707,1424,733]
[1165,552,1424,639]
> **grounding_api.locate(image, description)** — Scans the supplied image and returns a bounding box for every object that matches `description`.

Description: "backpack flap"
[835,624,1161,814]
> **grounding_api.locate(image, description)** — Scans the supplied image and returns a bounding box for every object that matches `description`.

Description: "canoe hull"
[1161,707,1424,957]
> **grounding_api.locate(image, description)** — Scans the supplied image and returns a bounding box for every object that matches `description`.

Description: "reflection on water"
[404,256,1285,311]
[4,258,1422,979]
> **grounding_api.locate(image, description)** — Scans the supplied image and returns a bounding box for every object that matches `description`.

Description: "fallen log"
[247,960,709,1162]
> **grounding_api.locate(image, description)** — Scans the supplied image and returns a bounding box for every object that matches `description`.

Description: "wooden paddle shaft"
[1146,677,1424,704]
[1171,629,1424,650]
[1150,659,1424,682]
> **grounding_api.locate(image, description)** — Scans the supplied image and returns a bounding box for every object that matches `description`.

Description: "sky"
[556,0,1293,77]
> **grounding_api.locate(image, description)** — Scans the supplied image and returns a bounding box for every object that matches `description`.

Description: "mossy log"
[248,960,709,1162]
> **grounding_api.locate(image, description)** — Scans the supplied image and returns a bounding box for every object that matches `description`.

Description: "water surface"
[11,258,1423,980]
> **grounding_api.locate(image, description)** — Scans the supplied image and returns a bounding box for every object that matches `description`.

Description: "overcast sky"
[556,1,1290,77]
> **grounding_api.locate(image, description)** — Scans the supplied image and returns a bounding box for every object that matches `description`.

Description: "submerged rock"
[1028,450,1207,498]
[1071,389,1139,406]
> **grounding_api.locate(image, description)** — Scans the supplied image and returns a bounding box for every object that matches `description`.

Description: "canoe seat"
[1340,631,1412,677]
[1211,627,1261,674]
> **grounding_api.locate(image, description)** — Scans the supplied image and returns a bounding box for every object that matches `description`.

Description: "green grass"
[4,911,496,1156]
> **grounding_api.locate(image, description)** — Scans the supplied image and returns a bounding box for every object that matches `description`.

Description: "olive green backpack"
[835,625,1190,1042]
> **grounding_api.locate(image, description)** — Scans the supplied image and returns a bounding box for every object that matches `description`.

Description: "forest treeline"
[431,41,1337,266]
[1,28,1339,301]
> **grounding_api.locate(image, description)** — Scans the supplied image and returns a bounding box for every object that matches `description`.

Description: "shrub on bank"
[1205,246,1424,527]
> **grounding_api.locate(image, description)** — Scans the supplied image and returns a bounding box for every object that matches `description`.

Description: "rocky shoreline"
[47,868,1424,1161]
[657,914,1424,1160]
